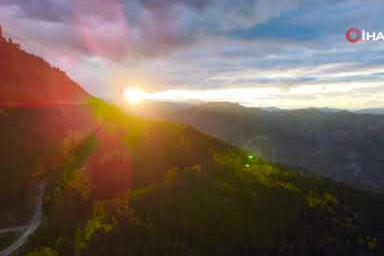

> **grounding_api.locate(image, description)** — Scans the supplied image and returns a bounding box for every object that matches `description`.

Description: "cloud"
[0,0,302,59]
[1,0,384,109]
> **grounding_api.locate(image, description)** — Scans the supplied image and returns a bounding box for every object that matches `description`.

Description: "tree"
[24,247,58,256]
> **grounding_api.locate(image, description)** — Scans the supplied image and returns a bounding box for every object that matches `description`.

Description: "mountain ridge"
[135,101,384,190]
[0,26,89,108]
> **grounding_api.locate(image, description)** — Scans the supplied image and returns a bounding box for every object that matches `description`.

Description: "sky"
[1,0,384,109]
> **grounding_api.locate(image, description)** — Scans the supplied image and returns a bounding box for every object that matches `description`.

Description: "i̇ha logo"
[346,28,384,43]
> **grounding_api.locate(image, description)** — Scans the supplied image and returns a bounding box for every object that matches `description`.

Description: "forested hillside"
[144,102,384,190]
[0,28,88,108]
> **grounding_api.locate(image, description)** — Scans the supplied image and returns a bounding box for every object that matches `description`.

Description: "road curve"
[0,180,47,256]
[0,226,27,235]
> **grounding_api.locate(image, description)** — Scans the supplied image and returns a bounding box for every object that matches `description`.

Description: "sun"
[123,87,146,105]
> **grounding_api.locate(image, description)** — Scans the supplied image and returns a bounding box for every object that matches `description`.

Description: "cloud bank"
[1,0,384,109]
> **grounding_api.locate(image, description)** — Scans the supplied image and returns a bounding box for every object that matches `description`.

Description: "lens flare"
[123,87,146,104]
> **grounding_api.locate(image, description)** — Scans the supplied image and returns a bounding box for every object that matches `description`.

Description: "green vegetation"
[149,102,384,190]
[23,247,59,256]
[1,90,383,256]
[0,232,19,249]
[15,103,384,256]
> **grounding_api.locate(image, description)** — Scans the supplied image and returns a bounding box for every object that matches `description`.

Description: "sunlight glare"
[124,87,146,104]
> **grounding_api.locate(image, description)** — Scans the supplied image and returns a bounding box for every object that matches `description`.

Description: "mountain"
[0,30,94,227]
[261,107,343,114]
[318,107,344,113]
[0,29,88,108]
[355,108,384,115]
[141,102,384,190]
[1,27,384,256]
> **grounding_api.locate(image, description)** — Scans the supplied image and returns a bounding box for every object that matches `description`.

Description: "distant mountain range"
[252,106,384,115]
[136,101,384,189]
[128,101,384,116]
[264,107,384,115]
[355,108,384,115]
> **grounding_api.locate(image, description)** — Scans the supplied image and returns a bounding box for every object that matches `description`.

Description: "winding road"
[0,226,27,235]
[0,180,46,256]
